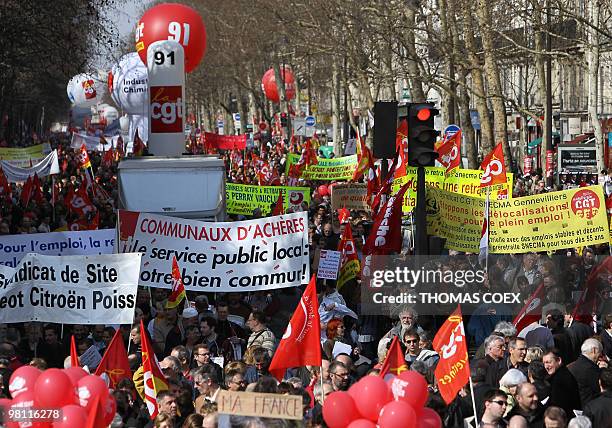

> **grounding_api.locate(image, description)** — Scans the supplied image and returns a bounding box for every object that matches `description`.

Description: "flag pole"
[319,366,324,404]
[469,377,479,427]
[485,186,490,273]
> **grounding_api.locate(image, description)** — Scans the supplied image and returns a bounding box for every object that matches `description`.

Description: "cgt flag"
[433,306,470,404]
[513,281,546,335]
[77,144,91,169]
[95,329,133,389]
[436,130,461,174]
[140,319,168,419]
[166,256,186,309]
[337,223,360,290]
[480,142,507,188]
[269,275,321,381]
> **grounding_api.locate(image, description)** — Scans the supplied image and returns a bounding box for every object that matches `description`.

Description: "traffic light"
[407,103,439,167]
[280,112,288,128]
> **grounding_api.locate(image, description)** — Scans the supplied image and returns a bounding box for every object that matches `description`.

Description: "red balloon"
[77,375,109,412]
[54,404,88,428]
[348,420,377,428]
[377,400,417,428]
[317,185,329,197]
[33,369,76,408]
[102,394,117,425]
[322,391,358,428]
[7,391,52,428]
[417,407,442,428]
[9,365,41,398]
[136,3,207,73]
[348,376,393,421]
[261,67,296,103]
[390,370,429,409]
[64,366,88,385]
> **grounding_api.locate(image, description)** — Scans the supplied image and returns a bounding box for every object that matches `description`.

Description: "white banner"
[1,150,60,182]
[71,133,114,152]
[117,210,309,292]
[0,253,141,324]
[0,229,116,268]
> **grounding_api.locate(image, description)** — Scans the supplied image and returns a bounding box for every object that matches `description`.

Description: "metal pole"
[415,166,428,255]
[546,0,553,187]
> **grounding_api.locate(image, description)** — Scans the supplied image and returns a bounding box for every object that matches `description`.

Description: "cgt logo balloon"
[150,86,184,133]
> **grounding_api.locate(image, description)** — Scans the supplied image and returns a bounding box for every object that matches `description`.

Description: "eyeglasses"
[405,339,418,344]
[195,353,210,357]
[331,372,349,378]
[489,400,507,407]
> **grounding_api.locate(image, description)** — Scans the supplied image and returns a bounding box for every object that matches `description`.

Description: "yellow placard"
[0,144,50,166]
[285,154,358,181]
[427,185,609,253]
[225,183,310,216]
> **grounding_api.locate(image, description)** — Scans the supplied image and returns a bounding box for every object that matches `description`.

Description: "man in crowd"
[193,364,222,412]
[328,361,350,392]
[583,367,612,428]
[246,311,276,358]
[543,348,582,416]
[476,335,506,373]
[506,382,544,428]
[480,389,509,428]
[568,338,606,406]
[486,337,528,387]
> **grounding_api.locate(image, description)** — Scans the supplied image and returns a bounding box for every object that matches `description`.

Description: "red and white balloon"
[67,73,105,107]
[261,67,296,103]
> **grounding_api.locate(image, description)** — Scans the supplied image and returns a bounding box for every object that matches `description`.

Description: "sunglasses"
[489,400,507,406]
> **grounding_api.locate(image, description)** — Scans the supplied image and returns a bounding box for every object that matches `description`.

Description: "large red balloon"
[102,395,117,425]
[390,371,429,409]
[348,376,393,421]
[322,391,358,428]
[7,391,52,428]
[63,366,88,386]
[317,185,329,197]
[54,404,88,428]
[261,67,296,103]
[348,420,377,428]
[9,365,41,398]
[136,3,207,73]
[33,369,75,408]
[377,400,417,428]
[77,375,109,412]
[417,407,442,428]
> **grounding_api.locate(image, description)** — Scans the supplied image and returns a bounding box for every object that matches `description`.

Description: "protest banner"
[0,150,60,182]
[117,210,309,292]
[331,183,370,211]
[226,183,310,216]
[217,390,302,420]
[317,250,341,280]
[0,253,141,324]
[427,185,609,253]
[285,154,358,180]
[394,167,514,213]
[70,133,114,152]
[0,144,51,167]
[0,229,116,268]
[205,132,247,150]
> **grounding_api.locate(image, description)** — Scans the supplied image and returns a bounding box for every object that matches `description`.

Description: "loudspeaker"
[373,101,398,159]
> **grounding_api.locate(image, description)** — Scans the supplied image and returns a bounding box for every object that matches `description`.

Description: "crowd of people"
[0,132,611,428]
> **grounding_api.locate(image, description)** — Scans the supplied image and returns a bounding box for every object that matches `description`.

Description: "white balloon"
[67,73,105,107]
[102,106,119,122]
[119,115,130,132]
[111,53,149,115]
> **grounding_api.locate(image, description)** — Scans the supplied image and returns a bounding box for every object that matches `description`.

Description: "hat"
[182,307,198,319]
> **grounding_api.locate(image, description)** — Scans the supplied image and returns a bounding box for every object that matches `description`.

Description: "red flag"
[366,154,379,207]
[116,135,125,159]
[337,223,360,290]
[337,208,350,224]
[572,257,612,324]
[480,142,507,188]
[166,257,186,309]
[95,329,132,389]
[140,319,168,419]
[271,191,284,216]
[436,130,461,173]
[20,176,33,206]
[513,281,546,334]
[394,119,408,179]
[31,174,44,205]
[70,335,79,367]
[102,148,115,167]
[133,129,145,156]
[85,395,105,428]
[0,168,11,202]
[433,306,470,404]
[352,135,373,182]
[61,157,68,173]
[77,144,92,169]
[380,336,408,377]
[269,276,321,381]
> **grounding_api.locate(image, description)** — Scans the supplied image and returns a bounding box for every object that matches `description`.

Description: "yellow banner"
[392,167,513,213]
[226,183,310,216]
[427,185,609,253]
[285,154,358,181]
[0,144,51,167]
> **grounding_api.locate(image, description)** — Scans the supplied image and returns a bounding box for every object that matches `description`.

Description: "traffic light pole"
[414,165,429,255]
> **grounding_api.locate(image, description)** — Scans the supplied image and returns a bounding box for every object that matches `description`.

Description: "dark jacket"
[485,356,529,388]
[548,365,582,415]
[568,354,601,406]
[583,390,612,428]
[602,330,612,359]
[506,404,544,428]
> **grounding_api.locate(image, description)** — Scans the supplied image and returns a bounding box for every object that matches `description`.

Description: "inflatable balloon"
[53,404,87,428]
[377,400,417,428]
[7,391,52,428]
[135,3,207,73]
[110,53,149,115]
[33,369,76,408]
[349,376,393,421]
[102,395,117,425]
[119,115,130,133]
[67,73,105,107]
[418,407,443,428]
[348,420,377,428]
[9,365,41,398]
[63,366,88,385]
[77,375,109,412]
[322,391,358,428]
[261,67,296,103]
[390,371,429,410]
[317,185,329,197]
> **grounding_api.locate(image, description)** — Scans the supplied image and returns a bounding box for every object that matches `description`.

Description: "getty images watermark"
[361,255,520,317]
